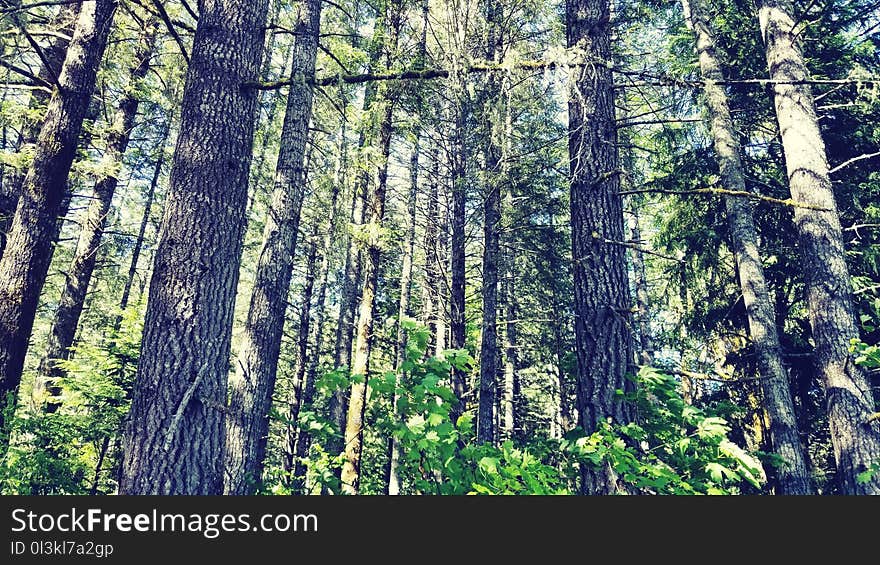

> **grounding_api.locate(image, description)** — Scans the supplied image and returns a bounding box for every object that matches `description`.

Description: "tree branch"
[619,187,830,211]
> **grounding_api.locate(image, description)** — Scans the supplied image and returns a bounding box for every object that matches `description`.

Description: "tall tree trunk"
[292,176,343,494]
[477,1,503,446]
[758,0,880,495]
[340,0,402,494]
[283,232,319,481]
[120,0,271,495]
[449,90,468,417]
[115,120,172,326]
[0,0,118,441]
[566,0,635,494]
[502,268,519,441]
[386,133,420,495]
[329,34,385,460]
[36,18,160,413]
[683,0,813,495]
[424,145,443,353]
[0,2,81,259]
[223,0,323,495]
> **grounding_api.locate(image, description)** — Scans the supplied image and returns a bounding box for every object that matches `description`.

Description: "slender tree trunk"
[566,0,635,494]
[0,2,81,260]
[223,0,323,495]
[340,0,402,494]
[120,0,271,495]
[683,0,813,495]
[386,133,420,495]
[283,233,319,480]
[329,36,385,459]
[115,121,171,326]
[292,178,343,494]
[0,1,118,442]
[502,268,519,441]
[36,18,160,413]
[758,0,880,495]
[449,90,468,417]
[424,145,442,353]
[477,1,504,446]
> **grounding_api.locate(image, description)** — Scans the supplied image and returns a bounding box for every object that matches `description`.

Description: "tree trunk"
[424,145,443,353]
[477,1,504,446]
[36,18,160,413]
[115,120,172,326]
[340,0,402,494]
[223,0,323,496]
[449,88,468,418]
[566,0,635,495]
[0,2,81,260]
[120,0,271,495]
[387,133,420,495]
[683,0,813,495]
[758,0,880,495]
[282,233,319,481]
[0,0,118,442]
[292,175,343,494]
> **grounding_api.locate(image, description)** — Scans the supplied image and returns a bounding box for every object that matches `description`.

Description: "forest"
[0,0,878,496]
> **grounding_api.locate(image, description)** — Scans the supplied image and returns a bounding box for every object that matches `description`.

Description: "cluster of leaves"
[286,321,765,495]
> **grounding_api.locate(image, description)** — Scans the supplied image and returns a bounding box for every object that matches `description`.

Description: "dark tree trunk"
[120,0,271,495]
[36,18,160,413]
[340,0,402,494]
[566,0,635,494]
[477,1,504,446]
[449,89,468,418]
[224,0,323,496]
[683,0,813,495]
[424,145,443,353]
[758,0,880,495]
[0,1,118,441]
[0,2,81,259]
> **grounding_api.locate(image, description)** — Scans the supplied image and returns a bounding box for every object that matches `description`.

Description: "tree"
[36,17,161,413]
[120,0,271,495]
[0,0,119,445]
[757,0,880,495]
[683,0,812,495]
[224,0,323,496]
[566,0,636,494]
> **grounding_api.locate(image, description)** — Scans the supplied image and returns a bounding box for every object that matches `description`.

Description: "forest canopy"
[0,0,879,496]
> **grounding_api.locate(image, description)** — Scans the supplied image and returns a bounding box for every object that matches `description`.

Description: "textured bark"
[115,121,171,325]
[424,146,443,353]
[502,268,519,441]
[36,18,160,413]
[120,0,270,495]
[758,0,880,495]
[0,2,81,259]
[566,0,635,494]
[340,0,402,494]
[683,0,812,495]
[282,234,318,480]
[0,1,118,439]
[477,1,503,446]
[224,0,322,496]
